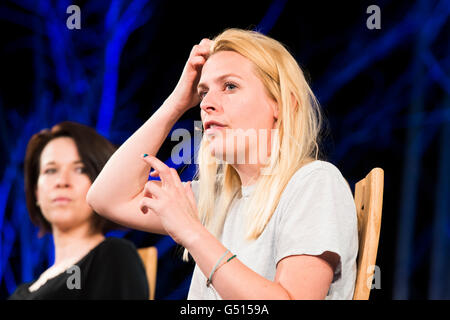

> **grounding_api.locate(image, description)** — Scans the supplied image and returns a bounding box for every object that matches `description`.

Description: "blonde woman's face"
[36,137,94,233]
[198,51,278,164]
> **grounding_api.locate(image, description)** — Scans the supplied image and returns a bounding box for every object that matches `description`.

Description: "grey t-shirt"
[187,160,358,300]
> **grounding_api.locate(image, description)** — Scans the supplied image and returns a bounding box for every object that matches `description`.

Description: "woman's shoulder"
[279,160,353,207]
[95,237,139,253]
[86,237,144,273]
[101,237,136,250]
[288,160,350,188]
[293,159,344,178]
[8,282,33,300]
[82,237,149,299]
[189,160,346,191]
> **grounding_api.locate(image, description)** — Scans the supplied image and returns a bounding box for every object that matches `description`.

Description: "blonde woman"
[87,28,358,300]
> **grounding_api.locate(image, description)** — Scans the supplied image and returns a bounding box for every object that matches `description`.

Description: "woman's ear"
[272,100,279,120]
[271,101,279,130]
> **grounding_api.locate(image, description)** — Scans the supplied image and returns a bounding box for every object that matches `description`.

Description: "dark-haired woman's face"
[35,137,95,234]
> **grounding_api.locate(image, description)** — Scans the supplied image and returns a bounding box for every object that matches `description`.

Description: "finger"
[169,168,187,195]
[149,169,159,177]
[199,38,213,50]
[181,181,199,220]
[144,180,164,199]
[190,55,207,69]
[199,38,210,45]
[166,168,187,193]
[169,167,183,186]
[142,155,161,180]
[190,45,210,59]
[141,155,174,186]
[139,197,158,215]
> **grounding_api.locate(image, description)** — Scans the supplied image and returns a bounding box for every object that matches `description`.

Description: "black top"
[8,237,149,300]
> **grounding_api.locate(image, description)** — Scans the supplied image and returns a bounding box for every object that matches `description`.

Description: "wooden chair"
[138,246,158,300]
[352,168,384,300]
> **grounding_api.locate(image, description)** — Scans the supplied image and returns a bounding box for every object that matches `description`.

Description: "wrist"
[163,94,191,115]
[181,220,210,252]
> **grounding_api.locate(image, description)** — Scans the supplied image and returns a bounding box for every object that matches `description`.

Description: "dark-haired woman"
[9,121,149,300]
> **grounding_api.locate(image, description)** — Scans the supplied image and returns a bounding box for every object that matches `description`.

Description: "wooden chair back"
[138,246,158,300]
[352,168,384,300]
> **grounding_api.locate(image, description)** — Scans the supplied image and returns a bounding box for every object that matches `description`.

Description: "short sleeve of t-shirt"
[274,161,358,282]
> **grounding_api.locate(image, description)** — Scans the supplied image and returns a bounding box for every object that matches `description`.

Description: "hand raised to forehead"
[167,38,215,113]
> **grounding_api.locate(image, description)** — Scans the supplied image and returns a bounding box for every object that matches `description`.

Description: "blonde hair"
[184,28,323,260]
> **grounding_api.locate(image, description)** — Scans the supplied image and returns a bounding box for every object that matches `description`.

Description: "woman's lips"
[53,197,72,204]
[205,125,227,135]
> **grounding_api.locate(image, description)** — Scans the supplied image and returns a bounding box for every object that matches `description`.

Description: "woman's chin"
[208,149,248,165]
[207,139,251,164]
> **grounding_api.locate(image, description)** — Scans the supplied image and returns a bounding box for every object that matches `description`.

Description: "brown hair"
[24,121,120,236]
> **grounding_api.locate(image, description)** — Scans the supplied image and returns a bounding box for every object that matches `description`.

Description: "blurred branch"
[317,3,423,104]
[256,0,288,34]
[96,0,158,137]
[421,51,450,94]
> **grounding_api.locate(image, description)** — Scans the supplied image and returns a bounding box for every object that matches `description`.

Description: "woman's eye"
[44,168,56,174]
[75,167,86,174]
[225,82,237,91]
[198,91,207,99]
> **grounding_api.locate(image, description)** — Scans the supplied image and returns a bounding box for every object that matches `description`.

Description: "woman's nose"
[200,91,220,113]
[55,170,71,188]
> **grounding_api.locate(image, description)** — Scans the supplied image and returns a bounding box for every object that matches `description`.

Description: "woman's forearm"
[185,225,292,300]
[88,38,211,231]
[87,97,184,211]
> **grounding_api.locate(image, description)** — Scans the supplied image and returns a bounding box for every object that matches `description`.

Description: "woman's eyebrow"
[42,160,83,166]
[42,161,56,167]
[197,73,243,91]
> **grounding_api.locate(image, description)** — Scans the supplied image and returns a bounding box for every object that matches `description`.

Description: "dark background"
[0,0,449,300]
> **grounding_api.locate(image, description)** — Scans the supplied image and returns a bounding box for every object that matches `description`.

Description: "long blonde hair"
[186,28,323,259]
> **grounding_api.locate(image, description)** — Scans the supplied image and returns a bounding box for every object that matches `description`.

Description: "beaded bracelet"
[206,250,237,287]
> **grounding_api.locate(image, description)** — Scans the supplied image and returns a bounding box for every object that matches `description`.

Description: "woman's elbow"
[86,185,103,213]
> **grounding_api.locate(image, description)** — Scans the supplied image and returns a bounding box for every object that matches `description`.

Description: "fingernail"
[143,153,149,158]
